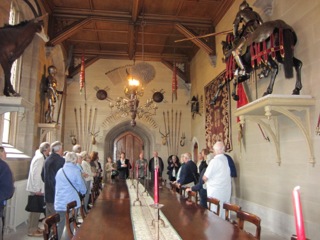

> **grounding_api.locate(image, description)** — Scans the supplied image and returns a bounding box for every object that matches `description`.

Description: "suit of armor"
[45,66,62,123]
[232,1,263,71]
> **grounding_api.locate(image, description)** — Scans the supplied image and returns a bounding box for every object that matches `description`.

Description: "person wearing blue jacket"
[0,146,14,240]
[55,152,87,240]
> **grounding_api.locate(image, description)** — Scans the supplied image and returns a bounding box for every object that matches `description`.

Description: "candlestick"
[292,186,306,240]
[154,167,159,204]
[144,163,147,177]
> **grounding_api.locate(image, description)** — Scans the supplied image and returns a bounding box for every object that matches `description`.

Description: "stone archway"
[104,120,154,166]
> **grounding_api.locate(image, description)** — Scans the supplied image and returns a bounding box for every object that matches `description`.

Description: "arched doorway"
[114,132,143,165]
[104,120,154,169]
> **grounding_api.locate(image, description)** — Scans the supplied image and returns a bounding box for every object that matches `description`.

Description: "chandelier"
[109,76,157,127]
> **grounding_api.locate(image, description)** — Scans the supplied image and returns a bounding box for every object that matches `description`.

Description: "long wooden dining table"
[72,179,256,240]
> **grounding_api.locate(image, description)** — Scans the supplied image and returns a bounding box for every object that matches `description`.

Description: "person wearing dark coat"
[41,141,65,216]
[198,152,208,175]
[186,166,207,208]
[176,152,198,187]
[167,155,180,181]
[116,152,131,179]
[0,146,14,240]
[148,151,164,182]
[225,154,237,178]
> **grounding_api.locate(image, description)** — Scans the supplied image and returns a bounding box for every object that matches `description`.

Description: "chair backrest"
[207,197,220,216]
[187,190,198,204]
[43,213,60,240]
[237,210,261,240]
[65,200,79,239]
[223,202,241,224]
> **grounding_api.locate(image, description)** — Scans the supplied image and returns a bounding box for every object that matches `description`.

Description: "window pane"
[2,112,11,143]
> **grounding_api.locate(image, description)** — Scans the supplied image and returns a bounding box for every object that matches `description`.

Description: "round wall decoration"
[96,89,108,100]
[152,91,164,103]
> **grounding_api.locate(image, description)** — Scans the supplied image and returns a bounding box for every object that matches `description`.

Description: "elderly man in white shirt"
[203,141,231,219]
[26,142,50,237]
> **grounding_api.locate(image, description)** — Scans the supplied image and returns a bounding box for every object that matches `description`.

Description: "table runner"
[126,180,182,240]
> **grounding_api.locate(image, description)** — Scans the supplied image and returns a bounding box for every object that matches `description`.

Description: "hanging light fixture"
[109,13,158,127]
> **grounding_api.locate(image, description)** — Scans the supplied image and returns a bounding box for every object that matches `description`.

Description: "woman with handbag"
[55,152,87,239]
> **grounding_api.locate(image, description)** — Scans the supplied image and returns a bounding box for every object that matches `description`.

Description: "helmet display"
[239,0,249,11]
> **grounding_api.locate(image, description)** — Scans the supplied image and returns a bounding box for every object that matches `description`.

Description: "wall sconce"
[109,75,157,127]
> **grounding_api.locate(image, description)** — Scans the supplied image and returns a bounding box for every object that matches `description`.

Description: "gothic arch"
[104,120,154,163]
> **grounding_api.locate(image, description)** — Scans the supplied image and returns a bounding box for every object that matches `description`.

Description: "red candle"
[292,186,306,240]
[136,162,139,179]
[154,167,159,204]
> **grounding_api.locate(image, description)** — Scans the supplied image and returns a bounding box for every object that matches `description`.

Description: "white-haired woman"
[54,152,86,239]
[80,151,94,212]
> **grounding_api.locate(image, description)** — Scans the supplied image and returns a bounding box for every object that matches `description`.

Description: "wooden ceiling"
[43,0,234,79]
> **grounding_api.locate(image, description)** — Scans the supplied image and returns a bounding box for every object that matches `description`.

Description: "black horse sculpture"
[0,16,49,96]
[221,19,302,102]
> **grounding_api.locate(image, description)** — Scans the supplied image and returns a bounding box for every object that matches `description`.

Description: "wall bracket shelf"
[0,96,33,117]
[235,94,315,166]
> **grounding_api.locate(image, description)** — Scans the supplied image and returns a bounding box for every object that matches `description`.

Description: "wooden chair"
[179,185,187,197]
[207,197,220,216]
[237,210,261,240]
[223,202,241,224]
[79,197,87,220]
[187,190,198,204]
[65,201,80,239]
[43,213,60,240]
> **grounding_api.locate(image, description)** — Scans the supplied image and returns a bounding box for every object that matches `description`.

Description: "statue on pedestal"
[44,66,63,123]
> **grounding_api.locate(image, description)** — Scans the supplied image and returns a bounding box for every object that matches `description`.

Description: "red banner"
[80,55,85,93]
[172,63,178,101]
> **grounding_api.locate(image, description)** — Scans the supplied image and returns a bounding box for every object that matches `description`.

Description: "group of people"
[104,151,163,181]
[164,141,237,219]
[26,142,102,239]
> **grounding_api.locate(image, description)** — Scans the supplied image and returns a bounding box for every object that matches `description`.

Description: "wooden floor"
[73,179,257,240]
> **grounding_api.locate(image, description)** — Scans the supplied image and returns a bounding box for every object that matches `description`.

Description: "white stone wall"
[191,0,320,238]
[63,59,192,178]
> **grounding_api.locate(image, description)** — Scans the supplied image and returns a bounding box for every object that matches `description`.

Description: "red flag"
[80,55,85,94]
[172,62,178,101]
[236,82,248,122]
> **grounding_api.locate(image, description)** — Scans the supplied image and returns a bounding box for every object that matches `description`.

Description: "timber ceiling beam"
[175,23,213,55]
[72,49,188,62]
[48,18,92,46]
[128,24,136,60]
[52,10,213,28]
[132,0,142,22]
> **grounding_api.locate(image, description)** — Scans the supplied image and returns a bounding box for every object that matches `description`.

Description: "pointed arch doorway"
[104,120,153,170]
[114,132,143,165]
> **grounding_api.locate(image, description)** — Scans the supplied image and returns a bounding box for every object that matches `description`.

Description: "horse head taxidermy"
[0,0,49,96]
[90,131,100,145]
[159,128,169,145]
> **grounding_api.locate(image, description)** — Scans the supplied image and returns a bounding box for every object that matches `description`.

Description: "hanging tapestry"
[204,70,232,152]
